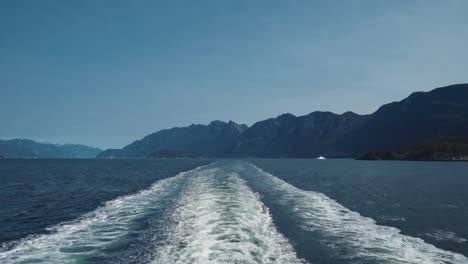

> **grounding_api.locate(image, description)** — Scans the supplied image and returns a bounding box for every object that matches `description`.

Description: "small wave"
[247,163,468,264]
[437,204,459,209]
[151,167,305,264]
[379,215,406,222]
[0,165,210,263]
[422,230,467,244]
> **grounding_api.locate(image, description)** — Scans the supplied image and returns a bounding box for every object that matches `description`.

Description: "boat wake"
[151,167,304,264]
[0,164,198,263]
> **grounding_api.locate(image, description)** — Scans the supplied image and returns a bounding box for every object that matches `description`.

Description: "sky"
[1,0,468,149]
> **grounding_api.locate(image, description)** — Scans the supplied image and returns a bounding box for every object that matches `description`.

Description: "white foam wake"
[248,163,468,264]
[0,165,207,263]
[151,167,305,264]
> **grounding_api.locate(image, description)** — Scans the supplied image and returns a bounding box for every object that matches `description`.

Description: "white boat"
[317,156,326,160]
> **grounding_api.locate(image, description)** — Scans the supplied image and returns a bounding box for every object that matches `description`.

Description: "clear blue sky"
[1,0,468,149]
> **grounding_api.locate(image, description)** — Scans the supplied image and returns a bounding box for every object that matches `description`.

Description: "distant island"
[358,137,468,161]
[147,149,202,159]
[0,139,102,159]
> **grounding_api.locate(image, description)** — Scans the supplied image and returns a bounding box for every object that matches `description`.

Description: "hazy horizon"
[2,1,468,149]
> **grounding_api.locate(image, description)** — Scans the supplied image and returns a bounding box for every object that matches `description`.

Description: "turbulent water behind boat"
[0,159,467,263]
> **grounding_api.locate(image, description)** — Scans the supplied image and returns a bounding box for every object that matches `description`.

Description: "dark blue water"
[0,159,467,263]
[0,159,213,244]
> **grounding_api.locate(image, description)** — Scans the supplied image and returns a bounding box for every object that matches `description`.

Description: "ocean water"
[0,159,467,264]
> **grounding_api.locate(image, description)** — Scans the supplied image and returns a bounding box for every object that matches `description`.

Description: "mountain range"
[98,83,468,159]
[0,139,102,159]
[2,84,467,159]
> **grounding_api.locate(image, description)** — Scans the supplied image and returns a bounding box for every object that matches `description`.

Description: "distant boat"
[317,156,326,160]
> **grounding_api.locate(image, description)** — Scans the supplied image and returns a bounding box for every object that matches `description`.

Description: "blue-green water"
[0,159,467,263]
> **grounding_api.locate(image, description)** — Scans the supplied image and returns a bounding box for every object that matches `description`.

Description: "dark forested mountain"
[0,139,102,158]
[338,83,468,156]
[98,121,248,158]
[229,111,368,158]
[99,83,468,159]
[232,83,468,158]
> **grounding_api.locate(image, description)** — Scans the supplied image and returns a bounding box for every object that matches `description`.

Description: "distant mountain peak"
[209,120,227,127]
[277,113,296,119]
[342,111,359,116]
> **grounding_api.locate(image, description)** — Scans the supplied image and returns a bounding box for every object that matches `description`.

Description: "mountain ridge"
[97,120,248,158]
[99,83,468,159]
[337,83,468,156]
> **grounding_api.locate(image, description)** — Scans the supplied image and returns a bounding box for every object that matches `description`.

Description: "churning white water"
[151,167,305,264]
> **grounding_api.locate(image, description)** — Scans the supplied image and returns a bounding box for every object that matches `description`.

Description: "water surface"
[0,159,466,263]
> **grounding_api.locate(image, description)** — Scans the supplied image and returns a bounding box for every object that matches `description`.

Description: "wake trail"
[241,162,468,264]
[151,166,305,264]
[0,165,209,263]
